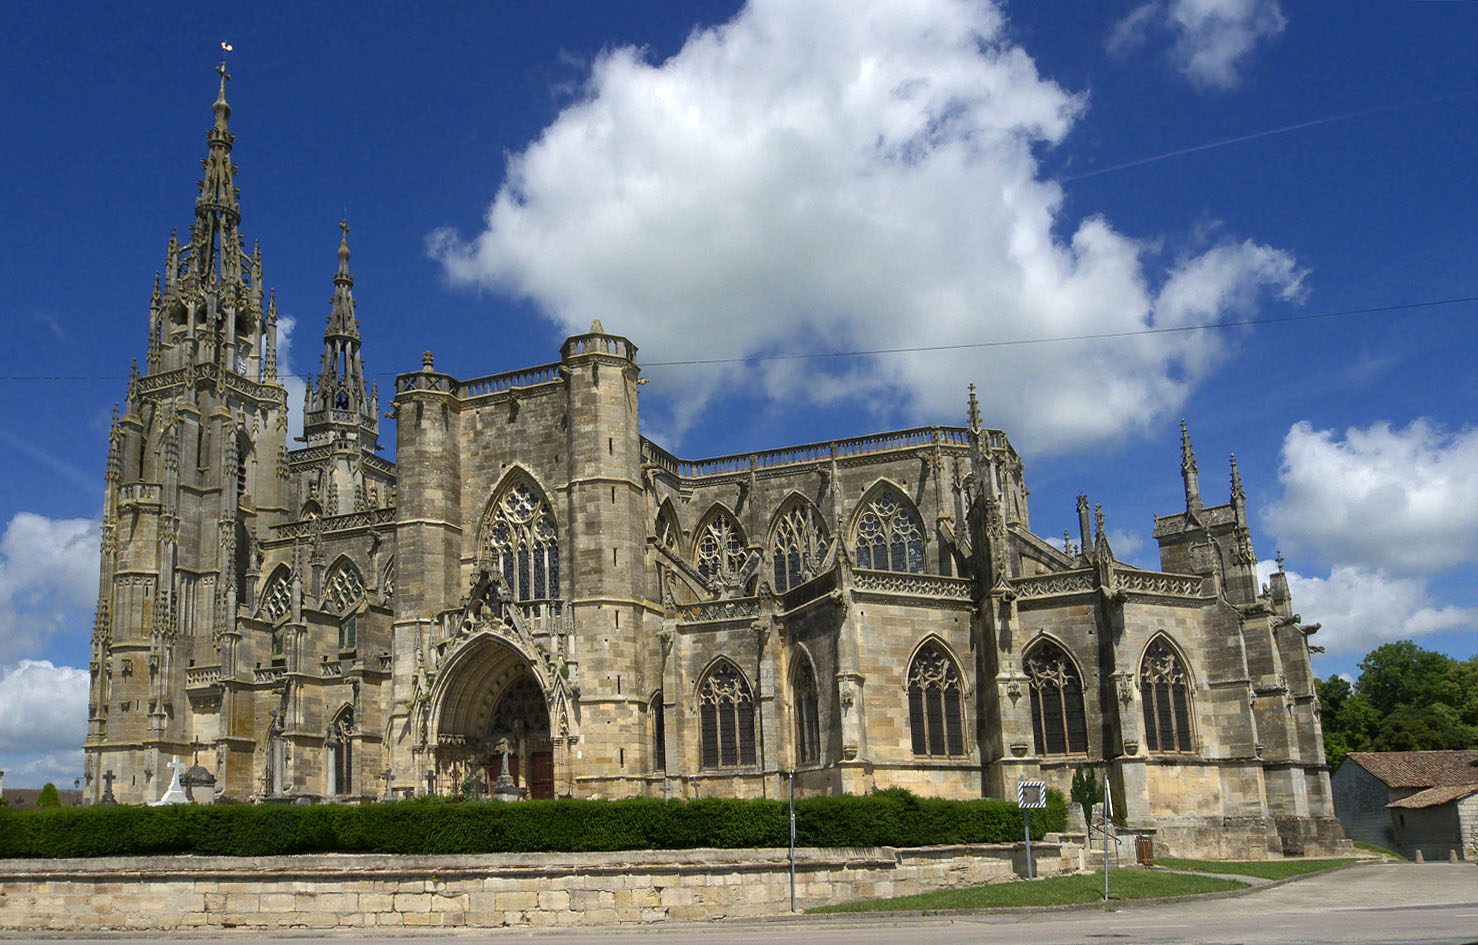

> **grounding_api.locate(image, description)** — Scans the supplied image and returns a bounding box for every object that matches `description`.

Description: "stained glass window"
[699,661,756,768]
[908,642,965,756]
[1141,640,1194,752]
[695,510,745,584]
[772,503,830,592]
[1025,642,1088,755]
[482,480,560,601]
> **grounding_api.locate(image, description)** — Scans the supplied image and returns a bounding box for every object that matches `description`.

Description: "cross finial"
[1276,549,1284,573]
[340,218,350,239]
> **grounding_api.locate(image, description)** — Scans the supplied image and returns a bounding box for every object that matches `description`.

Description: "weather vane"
[218,41,233,80]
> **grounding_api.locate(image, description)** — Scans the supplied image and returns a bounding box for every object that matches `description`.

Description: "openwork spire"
[304,222,378,449]
[327,220,360,340]
[189,58,242,284]
[1229,453,1245,503]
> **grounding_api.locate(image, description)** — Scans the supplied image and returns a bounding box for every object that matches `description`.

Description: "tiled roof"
[1387,783,1478,809]
[1345,750,1478,789]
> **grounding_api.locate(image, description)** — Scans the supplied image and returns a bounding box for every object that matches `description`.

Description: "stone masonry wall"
[0,843,1067,931]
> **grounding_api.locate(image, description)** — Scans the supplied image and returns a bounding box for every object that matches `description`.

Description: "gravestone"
[148,756,190,805]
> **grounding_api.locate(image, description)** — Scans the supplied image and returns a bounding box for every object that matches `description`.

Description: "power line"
[642,296,1476,368]
[0,296,1471,381]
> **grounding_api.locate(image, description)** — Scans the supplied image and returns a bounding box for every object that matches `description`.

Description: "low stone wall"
[0,842,1071,931]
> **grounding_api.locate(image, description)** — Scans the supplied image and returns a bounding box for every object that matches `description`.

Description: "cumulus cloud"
[1264,420,1478,577]
[0,513,99,656]
[431,0,1303,452]
[1257,560,1477,658]
[1109,0,1287,90]
[1,750,87,792]
[0,660,89,756]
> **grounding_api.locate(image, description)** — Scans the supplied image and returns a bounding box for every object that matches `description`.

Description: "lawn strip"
[809,870,1246,913]
[1154,857,1354,880]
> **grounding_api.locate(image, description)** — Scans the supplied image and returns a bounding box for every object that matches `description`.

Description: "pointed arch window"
[855,489,926,573]
[695,510,745,584]
[698,661,756,769]
[327,707,353,796]
[1025,642,1088,755]
[908,642,965,756]
[772,503,830,592]
[259,571,291,622]
[1141,640,1194,752]
[482,478,560,601]
[650,692,666,771]
[323,560,365,614]
[655,507,679,551]
[792,653,821,766]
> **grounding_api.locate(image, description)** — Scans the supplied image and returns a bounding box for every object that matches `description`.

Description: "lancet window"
[650,692,666,771]
[1025,641,1088,755]
[854,489,926,573]
[908,642,965,756]
[698,661,756,769]
[772,503,830,592]
[1141,640,1194,752]
[327,707,353,796]
[792,653,821,766]
[482,479,560,601]
[323,560,365,614]
[695,510,745,584]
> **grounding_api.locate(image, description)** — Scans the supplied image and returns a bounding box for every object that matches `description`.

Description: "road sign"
[1017,779,1047,809]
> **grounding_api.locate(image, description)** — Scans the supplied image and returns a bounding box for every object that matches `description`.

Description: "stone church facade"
[84,69,1345,857]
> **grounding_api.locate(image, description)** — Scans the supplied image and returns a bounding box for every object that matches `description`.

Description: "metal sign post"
[1103,781,1115,903]
[789,770,797,912]
[1017,780,1046,880]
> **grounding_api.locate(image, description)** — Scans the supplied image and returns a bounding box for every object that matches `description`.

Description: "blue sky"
[0,0,1473,788]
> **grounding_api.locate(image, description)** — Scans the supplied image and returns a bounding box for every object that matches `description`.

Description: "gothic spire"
[1180,419,1202,514]
[326,220,360,341]
[189,59,242,284]
[304,222,377,447]
[1229,453,1246,504]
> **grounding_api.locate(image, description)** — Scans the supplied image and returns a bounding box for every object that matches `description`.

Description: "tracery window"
[482,479,560,601]
[489,674,550,736]
[324,560,365,614]
[854,490,926,573]
[1141,640,1194,752]
[792,653,821,766]
[259,572,291,622]
[907,642,965,756]
[772,503,830,592]
[698,661,756,769]
[1025,642,1088,755]
[695,510,745,584]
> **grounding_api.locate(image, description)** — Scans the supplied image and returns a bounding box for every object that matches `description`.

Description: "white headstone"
[149,755,191,806]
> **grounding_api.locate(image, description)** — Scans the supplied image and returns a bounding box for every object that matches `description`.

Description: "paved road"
[2,862,1473,944]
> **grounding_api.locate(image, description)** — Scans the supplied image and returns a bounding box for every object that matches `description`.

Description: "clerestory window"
[772,503,830,592]
[854,489,926,573]
[482,479,560,601]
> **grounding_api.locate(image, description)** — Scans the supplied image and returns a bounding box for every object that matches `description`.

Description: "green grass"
[1155,857,1354,880]
[1353,841,1404,860]
[809,870,1246,913]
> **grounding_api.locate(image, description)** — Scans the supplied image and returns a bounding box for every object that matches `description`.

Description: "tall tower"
[84,62,291,805]
[296,222,387,518]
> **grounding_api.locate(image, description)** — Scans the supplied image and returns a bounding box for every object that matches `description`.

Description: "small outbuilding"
[1332,750,1478,861]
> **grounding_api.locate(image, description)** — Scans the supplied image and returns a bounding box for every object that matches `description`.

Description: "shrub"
[36,783,61,809]
[0,790,1065,859]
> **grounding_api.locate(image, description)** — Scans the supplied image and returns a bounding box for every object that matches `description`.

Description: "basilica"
[83,68,1347,858]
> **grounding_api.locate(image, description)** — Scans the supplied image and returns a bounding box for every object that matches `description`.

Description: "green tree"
[1372,703,1478,752]
[36,783,61,808]
[1070,765,1102,827]
[1355,641,1457,716]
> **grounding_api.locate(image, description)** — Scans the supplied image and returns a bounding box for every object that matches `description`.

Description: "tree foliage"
[1320,642,1478,767]
[36,783,61,808]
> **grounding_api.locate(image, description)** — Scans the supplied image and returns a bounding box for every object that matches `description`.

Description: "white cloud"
[276,314,307,445]
[1264,420,1478,578]
[431,0,1303,453]
[1,750,87,792]
[0,660,89,756]
[1109,0,1287,90]
[1257,560,1477,658]
[0,513,99,656]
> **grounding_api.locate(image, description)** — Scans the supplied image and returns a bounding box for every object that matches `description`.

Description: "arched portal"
[428,634,556,799]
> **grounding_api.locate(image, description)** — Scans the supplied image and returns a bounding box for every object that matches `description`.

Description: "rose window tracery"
[482,480,560,601]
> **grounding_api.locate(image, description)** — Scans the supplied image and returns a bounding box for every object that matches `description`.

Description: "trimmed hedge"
[0,788,1064,859]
